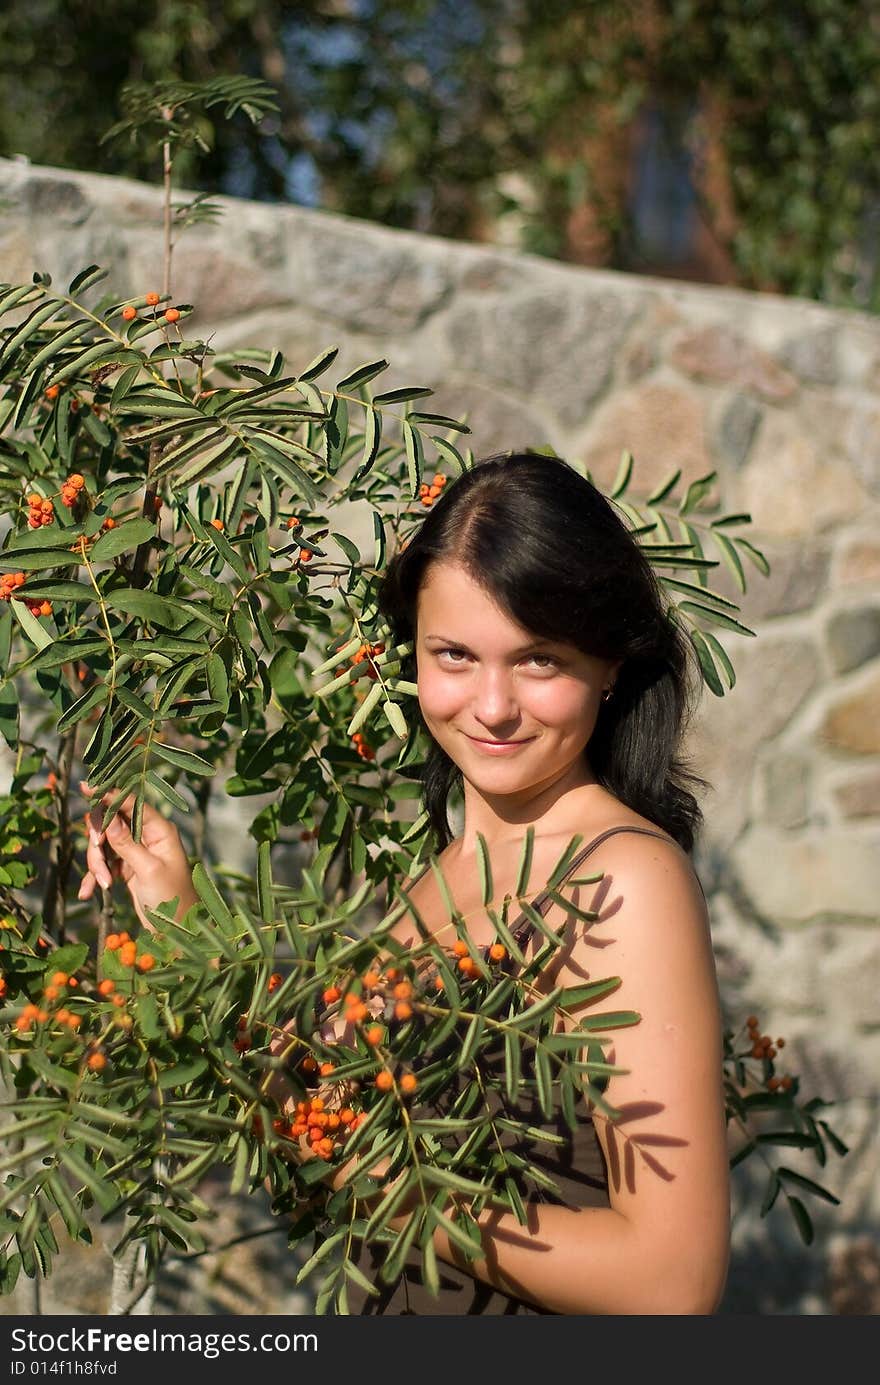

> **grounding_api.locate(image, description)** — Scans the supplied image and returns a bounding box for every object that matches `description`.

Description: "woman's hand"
[77,780,199,931]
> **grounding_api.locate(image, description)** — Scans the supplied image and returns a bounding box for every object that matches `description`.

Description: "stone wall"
[1,159,879,1315]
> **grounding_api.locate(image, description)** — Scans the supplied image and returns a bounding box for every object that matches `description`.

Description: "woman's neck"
[453,761,612,859]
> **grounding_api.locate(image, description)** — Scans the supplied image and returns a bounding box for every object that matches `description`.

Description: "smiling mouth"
[466,735,534,745]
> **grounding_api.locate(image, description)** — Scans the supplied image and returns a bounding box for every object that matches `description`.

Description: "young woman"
[79,451,731,1315]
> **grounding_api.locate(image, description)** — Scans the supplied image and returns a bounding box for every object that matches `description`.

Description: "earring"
[601,686,613,703]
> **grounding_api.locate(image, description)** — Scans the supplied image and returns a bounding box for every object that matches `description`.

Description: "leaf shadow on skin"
[601,1101,688,1195]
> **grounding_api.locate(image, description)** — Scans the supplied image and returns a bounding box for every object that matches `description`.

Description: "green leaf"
[157,1056,209,1090]
[713,531,746,593]
[152,743,216,776]
[88,518,156,562]
[474,831,492,907]
[336,359,389,391]
[733,536,771,576]
[678,601,756,639]
[679,472,718,516]
[402,419,423,498]
[611,449,633,498]
[689,627,725,697]
[383,699,408,738]
[297,346,339,382]
[56,682,109,732]
[373,386,433,405]
[645,469,682,505]
[8,598,53,650]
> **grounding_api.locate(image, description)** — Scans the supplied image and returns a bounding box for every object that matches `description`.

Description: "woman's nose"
[472,666,519,725]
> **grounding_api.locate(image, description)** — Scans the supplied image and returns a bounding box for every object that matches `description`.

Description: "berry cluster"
[105,931,156,972]
[0,570,52,618]
[350,641,385,681]
[121,295,180,325]
[418,472,447,507]
[745,1014,793,1092]
[277,1096,368,1160]
[351,731,375,762]
[26,493,55,528]
[60,473,86,510]
[14,969,81,1034]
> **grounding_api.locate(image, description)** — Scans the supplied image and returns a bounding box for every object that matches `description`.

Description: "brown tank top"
[345,825,676,1315]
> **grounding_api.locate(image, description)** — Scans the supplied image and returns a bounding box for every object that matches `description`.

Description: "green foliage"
[1,1,877,307]
[0,75,848,1310]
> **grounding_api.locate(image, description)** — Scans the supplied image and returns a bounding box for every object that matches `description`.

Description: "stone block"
[714,391,763,469]
[762,753,811,828]
[780,324,840,385]
[21,176,91,227]
[445,284,632,429]
[833,768,880,819]
[837,536,880,586]
[742,412,869,538]
[670,325,798,402]
[730,826,880,925]
[843,399,880,499]
[818,668,880,754]
[825,606,880,674]
[688,636,820,841]
[577,379,710,494]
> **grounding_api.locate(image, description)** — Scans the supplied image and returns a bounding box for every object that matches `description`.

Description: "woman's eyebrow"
[423,634,556,654]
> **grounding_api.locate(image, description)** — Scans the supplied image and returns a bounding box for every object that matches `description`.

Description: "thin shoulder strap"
[514,826,678,936]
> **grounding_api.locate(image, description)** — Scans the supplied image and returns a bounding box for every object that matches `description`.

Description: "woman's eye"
[438,648,468,662]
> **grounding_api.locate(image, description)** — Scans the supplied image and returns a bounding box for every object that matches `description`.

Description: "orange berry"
[27,494,41,505]
[310,1098,325,1113]
[349,1002,369,1024]
[375,1070,393,1091]
[164,308,181,324]
[489,943,506,962]
[111,993,127,1008]
[322,985,341,1004]
[365,1025,384,1045]
[145,292,160,306]
[136,954,156,973]
[384,967,400,982]
[68,474,84,489]
[55,1009,71,1025]
[267,971,282,993]
[35,1009,49,1023]
[39,602,52,617]
[319,1062,336,1077]
[14,1015,31,1032]
[344,992,359,1006]
[392,981,412,1000]
[87,1052,107,1072]
[51,971,69,987]
[97,979,116,996]
[458,956,478,977]
[452,940,469,958]
[432,474,446,487]
[65,1013,81,1030]
[776,1038,785,1048]
[286,516,300,529]
[39,499,54,514]
[400,1073,418,1095]
[119,942,137,967]
[394,1001,413,1022]
[750,1044,764,1059]
[209,518,224,530]
[118,932,131,944]
[363,971,381,990]
[121,306,137,321]
[746,1016,759,1028]
[432,975,445,991]
[43,985,60,1001]
[301,1056,318,1073]
[299,548,313,562]
[339,1108,356,1125]
[105,934,122,951]
[68,977,78,988]
[102,516,117,529]
[45,384,60,400]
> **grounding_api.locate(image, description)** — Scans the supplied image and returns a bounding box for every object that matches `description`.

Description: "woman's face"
[415,560,621,800]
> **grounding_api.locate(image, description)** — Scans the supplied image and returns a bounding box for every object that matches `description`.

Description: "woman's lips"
[465,734,535,753]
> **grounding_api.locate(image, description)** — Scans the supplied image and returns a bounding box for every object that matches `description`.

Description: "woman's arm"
[421,835,730,1315]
